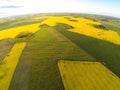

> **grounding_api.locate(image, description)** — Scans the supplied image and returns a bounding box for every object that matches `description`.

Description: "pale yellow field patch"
[58,60,120,90]
[0,42,26,90]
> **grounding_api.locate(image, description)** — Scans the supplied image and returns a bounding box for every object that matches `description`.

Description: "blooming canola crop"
[0,16,120,45]
[0,23,40,40]
[41,16,120,45]
[0,42,26,90]
[58,60,120,90]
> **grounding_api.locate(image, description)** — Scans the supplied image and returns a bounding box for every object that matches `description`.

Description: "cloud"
[0,0,120,18]
[0,5,22,8]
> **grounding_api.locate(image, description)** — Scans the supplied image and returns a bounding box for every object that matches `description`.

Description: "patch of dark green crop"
[91,24,108,30]
[14,32,33,43]
[56,23,74,29]
[69,19,78,22]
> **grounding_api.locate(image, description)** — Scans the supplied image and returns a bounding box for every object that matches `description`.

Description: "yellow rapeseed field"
[0,23,40,40]
[0,16,120,44]
[58,60,120,90]
[40,16,120,45]
[0,42,26,90]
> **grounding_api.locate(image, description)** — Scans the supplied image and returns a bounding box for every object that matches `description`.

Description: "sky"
[0,0,120,18]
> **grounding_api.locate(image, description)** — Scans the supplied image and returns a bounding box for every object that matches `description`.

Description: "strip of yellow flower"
[0,42,26,90]
[40,16,120,45]
[0,23,40,40]
[58,60,120,90]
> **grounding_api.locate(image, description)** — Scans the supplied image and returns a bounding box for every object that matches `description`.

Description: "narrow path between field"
[47,27,66,41]
[0,39,14,63]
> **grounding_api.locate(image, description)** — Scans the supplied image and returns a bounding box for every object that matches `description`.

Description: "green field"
[100,20,120,33]
[0,16,46,30]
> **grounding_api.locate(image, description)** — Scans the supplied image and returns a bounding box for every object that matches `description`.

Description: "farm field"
[0,15,46,30]
[0,14,120,90]
[0,42,26,90]
[58,60,120,90]
[9,25,96,90]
